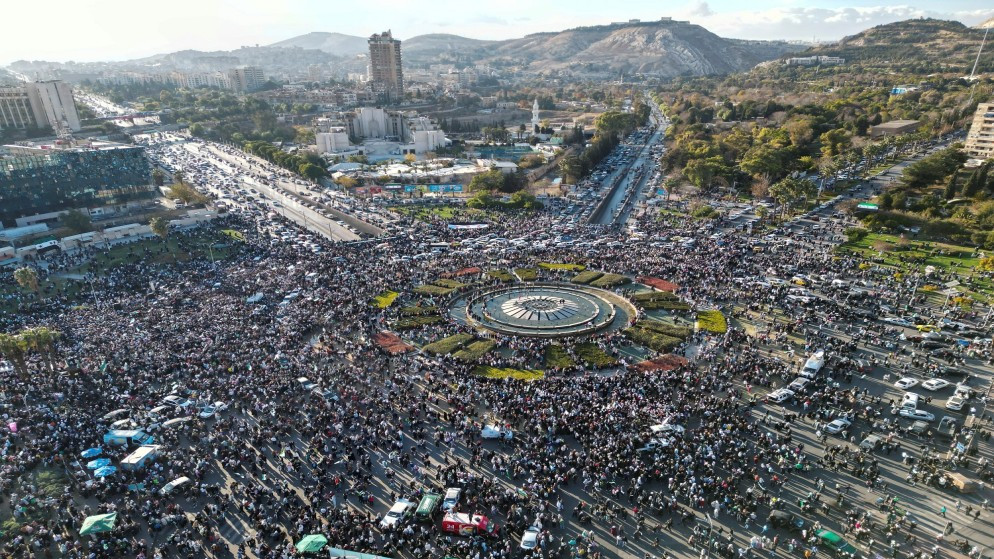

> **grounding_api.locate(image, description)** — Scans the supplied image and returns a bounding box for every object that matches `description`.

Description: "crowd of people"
[1,188,993,559]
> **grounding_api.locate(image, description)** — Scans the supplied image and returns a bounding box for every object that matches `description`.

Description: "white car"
[921,379,951,391]
[894,377,919,390]
[882,317,913,327]
[946,396,966,411]
[899,409,935,422]
[198,405,218,419]
[442,488,461,512]
[825,418,851,434]
[954,384,974,399]
[520,526,541,550]
[380,499,414,528]
[767,389,796,404]
[481,425,513,440]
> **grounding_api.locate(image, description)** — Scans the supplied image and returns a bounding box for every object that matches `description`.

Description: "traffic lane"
[249,179,359,242]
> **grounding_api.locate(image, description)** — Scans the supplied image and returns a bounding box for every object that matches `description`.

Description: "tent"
[295,534,328,553]
[94,465,117,478]
[80,447,102,459]
[79,512,117,535]
[87,458,111,470]
[327,547,391,559]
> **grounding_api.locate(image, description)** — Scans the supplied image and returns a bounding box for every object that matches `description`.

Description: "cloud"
[677,5,994,41]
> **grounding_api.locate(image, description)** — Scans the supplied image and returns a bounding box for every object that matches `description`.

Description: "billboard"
[428,184,463,193]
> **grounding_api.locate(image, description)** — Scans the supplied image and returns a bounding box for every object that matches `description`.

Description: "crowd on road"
[2,184,994,559]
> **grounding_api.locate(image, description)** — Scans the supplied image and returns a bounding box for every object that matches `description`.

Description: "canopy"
[94,465,117,478]
[295,534,328,553]
[79,512,117,535]
[86,458,111,470]
[327,547,392,559]
[80,447,102,459]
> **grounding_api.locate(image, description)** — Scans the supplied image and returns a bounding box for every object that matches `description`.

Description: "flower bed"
[453,340,497,362]
[371,290,399,309]
[637,276,680,292]
[696,310,728,333]
[423,333,474,355]
[623,327,684,353]
[473,366,545,381]
[636,320,691,340]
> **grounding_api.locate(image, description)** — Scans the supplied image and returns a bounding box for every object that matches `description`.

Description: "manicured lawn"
[423,333,474,355]
[696,310,728,333]
[453,340,497,362]
[590,273,630,289]
[487,270,515,283]
[575,343,618,368]
[400,305,438,316]
[623,326,684,353]
[539,262,586,272]
[434,278,467,289]
[394,315,443,330]
[544,344,575,369]
[473,365,545,381]
[637,320,692,340]
[414,284,455,296]
[371,290,399,308]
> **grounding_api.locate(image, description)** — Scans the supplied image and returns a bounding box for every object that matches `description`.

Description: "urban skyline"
[2,0,992,65]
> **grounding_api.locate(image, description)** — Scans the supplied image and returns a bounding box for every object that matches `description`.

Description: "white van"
[900,392,920,411]
[160,476,191,495]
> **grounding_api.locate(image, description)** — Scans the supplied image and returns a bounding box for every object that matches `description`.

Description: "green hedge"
[515,268,538,281]
[400,305,439,316]
[641,300,692,311]
[590,273,630,289]
[636,321,692,340]
[473,366,545,381]
[623,327,684,353]
[544,344,576,369]
[394,316,444,330]
[488,270,515,283]
[434,278,467,289]
[415,285,455,296]
[371,290,399,308]
[576,343,618,368]
[632,291,679,303]
[423,333,473,355]
[453,340,497,362]
[539,262,586,272]
[571,271,604,284]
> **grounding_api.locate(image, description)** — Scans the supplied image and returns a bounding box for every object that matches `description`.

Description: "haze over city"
[2,0,993,64]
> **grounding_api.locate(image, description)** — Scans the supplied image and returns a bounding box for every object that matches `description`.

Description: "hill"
[976,17,994,29]
[803,18,992,72]
[401,34,498,65]
[267,32,367,57]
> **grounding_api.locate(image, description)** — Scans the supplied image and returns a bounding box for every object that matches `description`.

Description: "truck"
[441,513,499,537]
[799,350,826,379]
[121,445,161,470]
[103,429,155,447]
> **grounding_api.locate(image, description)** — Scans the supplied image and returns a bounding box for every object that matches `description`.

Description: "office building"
[228,66,266,92]
[368,31,404,104]
[0,144,154,227]
[869,119,920,139]
[0,80,81,132]
[965,102,994,161]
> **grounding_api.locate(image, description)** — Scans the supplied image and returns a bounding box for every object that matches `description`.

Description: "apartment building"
[0,80,81,132]
[965,102,994,161]
[368,31,404,104]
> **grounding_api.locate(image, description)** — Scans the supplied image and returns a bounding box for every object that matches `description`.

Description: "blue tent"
[86,458,111,470]
[81,448,102,459]
[94,465,117,478]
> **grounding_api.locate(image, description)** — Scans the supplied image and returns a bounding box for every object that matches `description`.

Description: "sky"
[2,0,993,65]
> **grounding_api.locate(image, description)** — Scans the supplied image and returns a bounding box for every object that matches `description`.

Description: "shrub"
[514,268,538,281]
[632,291,679,303]
[371,290,399,308]
[623,327,684,353]
[637,321,692,340]
[642,300,692,311]
[423,333,473,355]
[696,310,728,333]
[394,316,444,330]
[571,271,604,284]
[544,344,576,369]
[400,305,438,316]
[845,228,869,243]
[415,285,455,296]
[575,343,618,368]
[473,366,545,381]
[453,340,497,362]
[488,270,515,282]
[590,273,630,288]
[434,279,467,289]
[539,262,586,272]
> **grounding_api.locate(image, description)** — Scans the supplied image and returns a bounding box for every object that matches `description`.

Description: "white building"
[228,66,266,92]
[316,127,352,154]
[0,80,81,132]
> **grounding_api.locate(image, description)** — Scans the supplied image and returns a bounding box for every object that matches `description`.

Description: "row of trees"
[466,191,543,211]
[558,107,649,184]
[242,141,328,181]
[0,327,60,376]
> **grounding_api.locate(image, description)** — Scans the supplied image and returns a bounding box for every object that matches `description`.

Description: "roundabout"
[454,283,637,338]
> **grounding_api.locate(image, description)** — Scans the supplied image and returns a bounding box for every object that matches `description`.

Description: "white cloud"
[677,4,994,41]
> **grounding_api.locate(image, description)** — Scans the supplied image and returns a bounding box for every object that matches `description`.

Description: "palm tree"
[151,168,166,187]
[149,217,168,241]
[0,333,28,377]
[172,170,185,185]
[13,267,40,297]
[20,327,60,372]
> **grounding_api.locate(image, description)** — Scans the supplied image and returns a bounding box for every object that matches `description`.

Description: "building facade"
[0,145,154,227]
[965,102,994,161]
[368,31,404,104]
[0,81,81,132]
[228,66,266,92]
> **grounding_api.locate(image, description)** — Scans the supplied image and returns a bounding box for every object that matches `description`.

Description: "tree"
[978,256,994,272]
[0,333,27,377]
[683,156,729,190]
[13,267,39,296]
[173,171,185,185]
[151,168,166,187]
[62,209,92,234]
[469,169,508,192]
[404,153,417,164]
[769,177,817,218]
[298,163,325,181]
[20,327,60,372]
[750,176,770,199]
[149,217,169,241]
[168,182,208,204]
[336,176,359,189]
[944,172,959,200]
